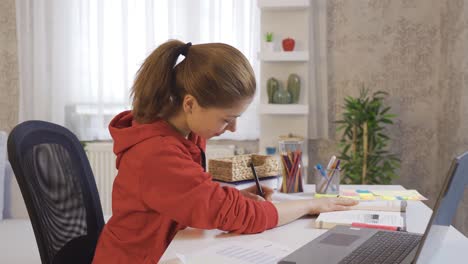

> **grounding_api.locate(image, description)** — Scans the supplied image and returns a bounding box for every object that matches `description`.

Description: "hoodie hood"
[109,111,205,168]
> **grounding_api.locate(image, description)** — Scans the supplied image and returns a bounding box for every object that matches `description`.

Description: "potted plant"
[335,88,400,184]
[265,32,274,52]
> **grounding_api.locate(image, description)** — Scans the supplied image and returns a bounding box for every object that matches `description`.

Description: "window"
[17,0,259,140]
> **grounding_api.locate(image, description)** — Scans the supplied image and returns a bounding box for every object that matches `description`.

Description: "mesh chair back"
[7,121,104,264]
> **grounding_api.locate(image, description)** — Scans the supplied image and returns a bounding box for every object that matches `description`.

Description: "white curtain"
[16,0,260,141]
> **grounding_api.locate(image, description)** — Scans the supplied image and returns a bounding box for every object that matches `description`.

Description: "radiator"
[85,142,116,216]
[85,142,236,215]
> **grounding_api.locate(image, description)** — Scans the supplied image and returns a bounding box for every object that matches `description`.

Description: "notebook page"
[350,200,407,212]
[178,239,292,264]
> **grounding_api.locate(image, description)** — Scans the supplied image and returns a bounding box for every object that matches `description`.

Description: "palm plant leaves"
[336,88,400,184]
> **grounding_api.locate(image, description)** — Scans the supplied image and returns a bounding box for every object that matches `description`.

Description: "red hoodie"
[92,111,278,263]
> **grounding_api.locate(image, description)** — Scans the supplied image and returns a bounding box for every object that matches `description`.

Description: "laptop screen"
[414,152,468,263]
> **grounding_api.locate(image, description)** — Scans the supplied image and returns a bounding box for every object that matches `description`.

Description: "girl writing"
[93,40,357,263]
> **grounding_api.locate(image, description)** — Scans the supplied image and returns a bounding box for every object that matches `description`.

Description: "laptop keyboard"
[339,231,422,264]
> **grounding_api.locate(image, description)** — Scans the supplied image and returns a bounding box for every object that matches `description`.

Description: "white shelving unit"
[257,0,310,10]
[257,0,312,173]
[257,51,309,61]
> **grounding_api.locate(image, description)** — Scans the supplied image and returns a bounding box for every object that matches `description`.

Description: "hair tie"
[180,42,192,56]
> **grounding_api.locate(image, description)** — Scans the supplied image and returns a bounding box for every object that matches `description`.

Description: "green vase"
[267,77,279,103]
[287,74,301,103]
[273,86,292,104]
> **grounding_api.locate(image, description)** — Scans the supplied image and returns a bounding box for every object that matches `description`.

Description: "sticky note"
[314,194,339,198]
[359,194,375,200]
[356,189,371,194]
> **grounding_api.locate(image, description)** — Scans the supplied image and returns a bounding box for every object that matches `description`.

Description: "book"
[273,193,407,212]
[350,200,407,212]
[213,176,279,190]
[315,210,405,230]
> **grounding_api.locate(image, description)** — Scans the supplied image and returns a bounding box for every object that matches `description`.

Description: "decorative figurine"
[273,85,292,104]
[267,77,279,103]
[287,74,301,103]
[282,37,295,51]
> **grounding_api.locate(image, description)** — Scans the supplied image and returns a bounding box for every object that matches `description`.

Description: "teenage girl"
[92,40,357,263]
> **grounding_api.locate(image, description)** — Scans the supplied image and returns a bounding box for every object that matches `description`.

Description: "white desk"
[160,185,468,263]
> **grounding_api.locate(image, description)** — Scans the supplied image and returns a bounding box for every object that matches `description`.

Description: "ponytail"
[131,40,187,123]
[131,39,256,123]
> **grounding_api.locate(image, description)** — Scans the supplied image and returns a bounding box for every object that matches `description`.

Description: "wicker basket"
[208,154,279,182]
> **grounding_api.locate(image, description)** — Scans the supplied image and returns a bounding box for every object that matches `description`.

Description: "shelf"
[258,51,309,62]
[260,104,309,115]
[257,0,310,10]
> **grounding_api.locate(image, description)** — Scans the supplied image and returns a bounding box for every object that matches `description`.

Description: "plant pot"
[264,42,275,52]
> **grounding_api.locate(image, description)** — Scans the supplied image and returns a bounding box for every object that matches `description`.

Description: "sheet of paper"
[371,190,427,200]
[350,200,406,212]
[312,189,427,201]
[316,210,405,227]
[178,239,292,264]
[272,192,310,202]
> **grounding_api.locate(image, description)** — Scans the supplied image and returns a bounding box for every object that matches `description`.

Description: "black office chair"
[7,121,104,264]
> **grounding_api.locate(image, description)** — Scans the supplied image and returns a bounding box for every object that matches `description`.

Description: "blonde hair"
[131,40,256,123]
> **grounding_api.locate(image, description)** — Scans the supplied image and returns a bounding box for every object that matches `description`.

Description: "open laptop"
[279,151,468,264]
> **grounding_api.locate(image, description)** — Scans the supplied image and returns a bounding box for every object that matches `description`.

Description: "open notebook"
[177,239,292,264]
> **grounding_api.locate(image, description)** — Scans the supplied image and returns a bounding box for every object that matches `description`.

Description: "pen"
[316,164,327,178]
[351,222,402,231]
[249,162,265,198]
[319,156,337,192]
[324,160,340,193]
[326,155,336,170]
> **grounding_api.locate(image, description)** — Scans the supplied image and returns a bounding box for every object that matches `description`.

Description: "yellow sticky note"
[359,194,375,200]
[340,195,360,200]
[314,193,339,199]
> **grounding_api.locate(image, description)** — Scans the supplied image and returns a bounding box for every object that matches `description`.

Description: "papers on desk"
[315,210,405,230]
[177,239,292,264]
[272,192,309,202]
[273,189,427,202]
[273,193,407,212]
[314,189,427,201]
[350,200,407,212]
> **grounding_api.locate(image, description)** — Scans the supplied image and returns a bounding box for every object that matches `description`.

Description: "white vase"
[264,42,275,52]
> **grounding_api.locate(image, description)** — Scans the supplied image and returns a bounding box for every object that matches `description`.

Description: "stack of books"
[213,176,279,190]
[315,200,407,231]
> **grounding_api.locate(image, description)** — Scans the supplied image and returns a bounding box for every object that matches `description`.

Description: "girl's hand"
[240,185,274,202]
[307,197,358,215]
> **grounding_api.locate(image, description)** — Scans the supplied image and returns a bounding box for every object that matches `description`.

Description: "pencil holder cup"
[278,136,304,193]
[314,168,340,195]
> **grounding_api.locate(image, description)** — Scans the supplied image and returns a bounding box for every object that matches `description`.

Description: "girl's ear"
[183,94,197,114]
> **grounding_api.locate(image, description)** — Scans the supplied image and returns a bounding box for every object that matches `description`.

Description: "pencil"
[249,162,265,198]
[323,160,341,193]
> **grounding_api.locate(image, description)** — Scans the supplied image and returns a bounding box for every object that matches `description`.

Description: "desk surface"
[160,185,468,263]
